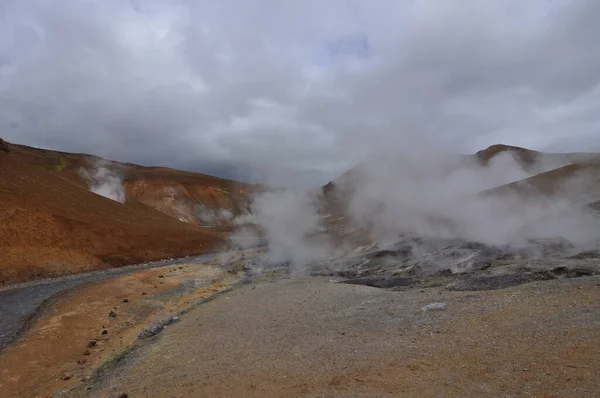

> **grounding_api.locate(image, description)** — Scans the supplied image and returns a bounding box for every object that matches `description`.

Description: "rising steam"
[79,159,126,203]
[233,147,600,271]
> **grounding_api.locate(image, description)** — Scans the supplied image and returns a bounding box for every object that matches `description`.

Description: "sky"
[1,0,599,187]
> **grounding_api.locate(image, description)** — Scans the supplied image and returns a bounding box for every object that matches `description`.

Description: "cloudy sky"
[1,0,599,186]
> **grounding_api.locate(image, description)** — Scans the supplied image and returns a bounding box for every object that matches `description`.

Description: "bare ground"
[69,275,600,398]
[0,255,245,397]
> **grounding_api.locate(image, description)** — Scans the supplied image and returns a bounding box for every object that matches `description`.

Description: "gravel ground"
[71,275,600,397]
[0,253,225,350]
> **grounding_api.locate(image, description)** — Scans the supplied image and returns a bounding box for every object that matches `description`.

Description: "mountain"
[320,144,600,240]
[7,141,254,225]
[0,139,255,285]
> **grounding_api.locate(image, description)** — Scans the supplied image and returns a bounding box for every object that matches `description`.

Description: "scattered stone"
[77,358,87,365]
[87,340,97,347]
[60,374,72,381]
[113,306,118,310]
[568,250,600,260]
[446,273,540,291]
[341,277,414,289]
[179,266,183,269]
[116,393,128,398]
[102,329,108,335]
[142,292,148,295]
[83,349,91,356]
[138,316,180,339]
[158,274,164,278]
[421,302,447,311]
[122,298,129,303]
[108,311,117,318]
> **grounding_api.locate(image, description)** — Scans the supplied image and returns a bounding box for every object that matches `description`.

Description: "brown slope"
[324,144,600,198]
[6,140,255,225]
[480,160,600,201]
[0,149,223,286]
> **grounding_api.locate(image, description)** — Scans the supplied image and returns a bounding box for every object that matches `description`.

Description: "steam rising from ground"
[79,159,126,203]
[231,148,600,272]
[194,204,233,225]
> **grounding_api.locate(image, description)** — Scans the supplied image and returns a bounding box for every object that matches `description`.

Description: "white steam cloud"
[79,159,126,203]
[234,147,600,272]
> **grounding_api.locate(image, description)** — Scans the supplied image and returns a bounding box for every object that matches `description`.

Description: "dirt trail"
[0,253,228,350]
[72,276,600,398]
[0,252,249,397]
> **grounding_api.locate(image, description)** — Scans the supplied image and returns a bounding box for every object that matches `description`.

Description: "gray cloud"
[1,0,599,187]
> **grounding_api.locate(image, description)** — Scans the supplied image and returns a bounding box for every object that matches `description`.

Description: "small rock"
[87,340,97,347]
[60,374,72,381]
[122,298,129,303]
[83,349,91,356]
[158,274,164,278]
[113,306,118,310]
[179,266,183,269]
[116,393,128,398]
[141,292,148,295]
[421,302,447,312]
[77,358,87,365]
[102,329,108,335]
[108,311,117,318]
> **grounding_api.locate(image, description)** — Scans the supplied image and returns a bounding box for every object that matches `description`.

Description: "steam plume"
[79,159,126,203]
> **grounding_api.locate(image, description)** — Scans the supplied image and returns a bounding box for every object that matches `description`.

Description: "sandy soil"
[71,276,600,398]
[0,257,242,397]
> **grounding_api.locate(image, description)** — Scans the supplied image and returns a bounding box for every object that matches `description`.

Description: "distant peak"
[475,144,538,164]
[476,144,532,154]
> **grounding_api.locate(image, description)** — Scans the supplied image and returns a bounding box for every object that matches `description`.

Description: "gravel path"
[0,253,224,350]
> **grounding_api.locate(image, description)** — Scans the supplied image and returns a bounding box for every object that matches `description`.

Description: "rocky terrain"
[307,236,600,291]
